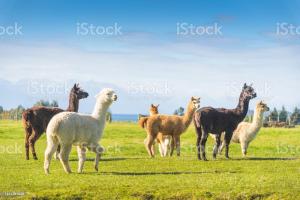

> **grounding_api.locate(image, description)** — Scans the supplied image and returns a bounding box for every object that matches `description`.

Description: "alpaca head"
[71,83,89,100]
[95,88,117,105]
[190,97,201,111]
[150,104,159,115]
[256,101,270,113]
[241,83,257,100]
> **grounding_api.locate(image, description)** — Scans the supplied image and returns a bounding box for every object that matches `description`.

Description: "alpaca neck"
[250,109,264,131]
[91,100,110,122]
[150,111,158,116]
[236,95,250,120]
[182,103,195,129]
[66,95,79,112]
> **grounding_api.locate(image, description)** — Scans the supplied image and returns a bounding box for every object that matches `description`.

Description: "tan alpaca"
[219,101,269,156]
[139,104,172,157]
[143,97,200,157]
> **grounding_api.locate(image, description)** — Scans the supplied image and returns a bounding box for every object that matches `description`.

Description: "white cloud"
[0,39,299,112]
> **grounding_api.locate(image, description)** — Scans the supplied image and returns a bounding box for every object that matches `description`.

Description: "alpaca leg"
[144,137,156,156]
[224,132,233,159]
[157,134,165,157]
[200,129,208,161]
[218,141,225,154]
[55,145,61,160]
[241,142,249,157]
[145,134,155,157]
[158,143,164,157]
[195,127,202,160]
[173,135,181,156]
[213,134,221,159]
[24,125,32,160]
[151,143,155,156]
[44,136,59,174]
[90,144,104,172]
[77,146,86,173]
[218,132,225,154]
[29,129,42,160]
[170,137,175,156]
[163,136,170,157]
[59,144,73,174]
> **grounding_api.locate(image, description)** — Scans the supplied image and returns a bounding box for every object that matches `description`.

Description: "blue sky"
[0,0,299,113]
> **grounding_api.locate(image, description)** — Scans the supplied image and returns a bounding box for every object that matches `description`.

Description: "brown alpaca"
[22,84,88,160]
[139,104,172,157]
[143,97,200,157]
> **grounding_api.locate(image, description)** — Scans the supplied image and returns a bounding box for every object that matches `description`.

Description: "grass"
[0,120,299,199]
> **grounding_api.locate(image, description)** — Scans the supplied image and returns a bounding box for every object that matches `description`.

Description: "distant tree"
[33,100,58,107]
[0,106,3,113]
[34,100,50,107]
[291,107,300,125]
[279,106,288,122]
[106,111,112,123]
[269,108,278,122]
[50,100,59,107]
[173,107,184,116]
[8,105,25,120]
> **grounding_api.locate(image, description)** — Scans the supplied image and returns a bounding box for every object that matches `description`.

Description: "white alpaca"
[44,88,117,174]
[218,101,269,156]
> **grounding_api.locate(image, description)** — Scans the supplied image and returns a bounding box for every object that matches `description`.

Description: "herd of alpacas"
[21,83,270,174]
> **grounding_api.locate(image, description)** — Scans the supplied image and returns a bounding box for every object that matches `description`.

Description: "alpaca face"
[72,84,89,100]
[96,88,117,104]
[242,83,257,100]
[191,97,201,110]
[257,101,270,113]
[150,104,159,115]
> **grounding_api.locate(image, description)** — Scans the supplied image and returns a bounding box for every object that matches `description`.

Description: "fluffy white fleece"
[44,88,117,174]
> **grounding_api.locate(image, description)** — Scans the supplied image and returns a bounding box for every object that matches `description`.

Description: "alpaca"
[140,104,172,157]
[218,101,269,156]
[193,83,256,161]
[44,88,117,174]
[22,84,88,160]
[143,97,200,157]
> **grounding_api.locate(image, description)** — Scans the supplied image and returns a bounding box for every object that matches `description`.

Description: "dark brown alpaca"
[193,83,256,161]
[22,84,88,160]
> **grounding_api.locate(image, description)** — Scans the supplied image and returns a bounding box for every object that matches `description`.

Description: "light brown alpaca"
[139,104,172,157]
[218,101,270,156]
[149,104,159,116]
[143,97,200,157]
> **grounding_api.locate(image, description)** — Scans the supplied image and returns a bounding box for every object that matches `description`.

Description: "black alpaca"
[22,84,88,160]
[193,83,256,161]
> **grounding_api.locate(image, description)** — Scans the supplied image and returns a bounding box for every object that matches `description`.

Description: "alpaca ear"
[73,83,77,89]
[243,83,247,89]
[151,104,154,107]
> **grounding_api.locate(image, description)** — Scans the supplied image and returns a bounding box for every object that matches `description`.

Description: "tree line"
[0,100,113,122]
[0,100,59,120]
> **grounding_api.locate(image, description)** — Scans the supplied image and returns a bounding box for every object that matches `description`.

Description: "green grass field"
[0,120,299,200]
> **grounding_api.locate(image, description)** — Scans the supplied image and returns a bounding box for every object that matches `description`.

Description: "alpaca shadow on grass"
[233,157,297,161]
[101,170,238,176]
[69,157,143,162]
